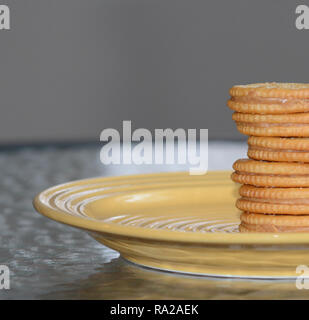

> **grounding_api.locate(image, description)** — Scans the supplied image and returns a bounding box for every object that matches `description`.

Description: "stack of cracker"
[228,83,309,232]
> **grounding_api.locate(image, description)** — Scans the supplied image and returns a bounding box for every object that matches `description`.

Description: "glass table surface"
[0,142,308,299]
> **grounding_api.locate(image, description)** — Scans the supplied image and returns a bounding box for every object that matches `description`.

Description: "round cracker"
[236,198,309,215]
[239,185,309,199]
[231,172,309,187]
[230,83,309,99]
[227,99,309,114]
[232,112,309,123]
[248,136,309,151]
[236,123,309,137]
[248,147,309,162]
[233,159,309,174]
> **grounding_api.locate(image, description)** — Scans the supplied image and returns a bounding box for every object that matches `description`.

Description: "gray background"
[0,0,307,144]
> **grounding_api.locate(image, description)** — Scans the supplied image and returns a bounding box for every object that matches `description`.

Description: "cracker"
[231,172,309,187]
[248,147,309,162]
[239,185,309,199]
[232,112,309,123]
[248,137,309,151]
[230,83,309,99]
[236,123,309,136]
[227,99,309,114]
[233,159,309,174]
[239,212,309,232]
[236,198,309,215]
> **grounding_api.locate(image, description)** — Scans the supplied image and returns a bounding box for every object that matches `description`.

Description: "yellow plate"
[33,171,309,279]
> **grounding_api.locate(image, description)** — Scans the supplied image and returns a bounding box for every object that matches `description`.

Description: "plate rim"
[33,170,309,245]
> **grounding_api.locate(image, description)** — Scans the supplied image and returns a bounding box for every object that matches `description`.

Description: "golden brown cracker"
[227,98,309,114]
[239,185,309,199]
[248,136,309,151]
[232,112,309,123]
[247,147,309,162]
[236,198,309,215]
[230,83,309,99]
[231,171,309,187]
[239,212,309,232]
[233,159,309,174]
[235,123,309,137]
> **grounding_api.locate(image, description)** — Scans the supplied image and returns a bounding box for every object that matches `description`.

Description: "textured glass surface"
[0,143,306,299]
